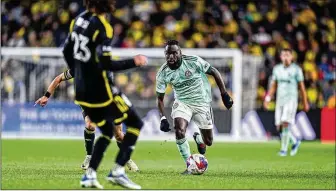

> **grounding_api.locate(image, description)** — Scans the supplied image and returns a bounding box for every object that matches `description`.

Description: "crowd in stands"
[1,0,335,109]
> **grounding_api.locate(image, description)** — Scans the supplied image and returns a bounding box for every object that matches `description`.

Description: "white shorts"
[275,100,298,126]
[171,100,213,129]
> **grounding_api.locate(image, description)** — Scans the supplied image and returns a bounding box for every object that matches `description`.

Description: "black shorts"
[80,92,139,126]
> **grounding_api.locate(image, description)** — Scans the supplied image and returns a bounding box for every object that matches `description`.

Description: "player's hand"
[160,116,171,132]
[303,101,310,112]
[134,54,148,67]
[221,92,233,109]
[34,96,49,107]
[263,101,270,110]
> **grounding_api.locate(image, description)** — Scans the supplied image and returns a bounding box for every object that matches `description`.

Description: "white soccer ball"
[186,154,208,175]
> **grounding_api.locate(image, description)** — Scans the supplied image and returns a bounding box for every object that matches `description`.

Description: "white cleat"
[80,168,103,189]
[290,140,301,156]
[106,171,141,189]
[126,159,140,172]
[278,150,287,157]
[81,155,91,170]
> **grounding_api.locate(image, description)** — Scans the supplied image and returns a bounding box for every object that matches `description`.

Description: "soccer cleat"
[278,150,287,157]
[81,155,91,170]
[80,174,103,189]
[181,169,192,175]
[126,159,140,172]
[106,171,141,189]
[193,132,206,155]
[290,140,301,156]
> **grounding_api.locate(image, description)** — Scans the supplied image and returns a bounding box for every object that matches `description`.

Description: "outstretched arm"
[34,70,72,107]
[206,66,233,109]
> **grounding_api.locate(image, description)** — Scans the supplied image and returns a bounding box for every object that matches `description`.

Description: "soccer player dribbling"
[156,40,233,174]
[264,48,310,157]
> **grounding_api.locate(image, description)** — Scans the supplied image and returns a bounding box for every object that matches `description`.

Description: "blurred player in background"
[61,0,147,189]
[264,48,310,157]
[34,69,140,172]
[156,40,233,174]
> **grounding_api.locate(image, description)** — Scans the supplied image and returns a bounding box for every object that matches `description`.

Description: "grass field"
[1,139,335,189]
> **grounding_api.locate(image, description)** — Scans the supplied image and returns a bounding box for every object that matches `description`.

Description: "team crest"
[173,102,179,109]
[185,70,192,78]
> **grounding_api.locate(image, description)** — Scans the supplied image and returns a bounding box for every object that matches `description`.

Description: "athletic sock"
[289,131,298,145]
[115,127,140,166]
[280,128,290,152]
[89,136,110,171]
[84,128,95,155]
[176,137,191,163]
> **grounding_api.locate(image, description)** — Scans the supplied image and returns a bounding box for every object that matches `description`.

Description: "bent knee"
[203,138,213,146]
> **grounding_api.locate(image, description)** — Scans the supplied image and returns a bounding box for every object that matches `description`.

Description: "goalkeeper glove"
[160,116,171,132]
[222,91,233,109]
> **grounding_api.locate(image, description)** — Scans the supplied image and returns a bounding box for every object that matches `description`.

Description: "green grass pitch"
[1,139,335,189]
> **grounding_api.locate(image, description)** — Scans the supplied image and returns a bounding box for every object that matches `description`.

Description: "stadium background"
[1,0,335,190]
[1,0,335,141]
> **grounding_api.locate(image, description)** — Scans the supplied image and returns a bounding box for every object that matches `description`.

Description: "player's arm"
[34,70,74,107]
[264,67,278,110]
[206,66,233,109]
[297,67,310,112]
[156,71,170,132]
[263,80,277,109]
[298,82,309,112]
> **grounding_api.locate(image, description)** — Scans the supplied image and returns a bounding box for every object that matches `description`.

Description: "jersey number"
[71,32,91,62]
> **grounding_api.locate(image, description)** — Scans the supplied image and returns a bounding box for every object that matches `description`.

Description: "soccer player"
[62,0,147,189]
[263,48,310,157]
[34,70,139,172]
[156,40,233,174]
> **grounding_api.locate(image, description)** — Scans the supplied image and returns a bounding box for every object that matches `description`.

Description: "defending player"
[62,0,147,189]
[264,48,309,157]
[34,70,139,172]
[156,40,233,174]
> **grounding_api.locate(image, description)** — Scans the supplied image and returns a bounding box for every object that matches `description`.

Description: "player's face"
[165,45,182,69]
[280,51,293,66]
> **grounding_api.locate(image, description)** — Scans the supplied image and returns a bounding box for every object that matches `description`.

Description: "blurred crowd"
[1,0,335,109]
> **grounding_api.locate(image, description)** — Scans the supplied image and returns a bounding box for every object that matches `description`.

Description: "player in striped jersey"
[35,69,139,172]
[156,40,233,174]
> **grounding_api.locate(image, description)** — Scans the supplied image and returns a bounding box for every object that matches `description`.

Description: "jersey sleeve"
[63,69,74,80]
[296,66,304,82]
[156,69,167,94]
[195,56,211,73]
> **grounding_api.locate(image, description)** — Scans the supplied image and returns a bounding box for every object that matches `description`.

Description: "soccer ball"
[186,154,208,175]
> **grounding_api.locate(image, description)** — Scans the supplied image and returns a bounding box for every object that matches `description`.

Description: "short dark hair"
[86,0,115,13]
[166,40,179,46]
[280,48,292,53]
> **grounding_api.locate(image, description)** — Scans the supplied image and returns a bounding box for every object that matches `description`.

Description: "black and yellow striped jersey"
[62,10,116,108]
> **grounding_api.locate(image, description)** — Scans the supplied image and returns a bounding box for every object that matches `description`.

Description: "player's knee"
[204,137,213,146]
[114,127,124,142]
[282,122,289,127]
[174,126,186,139]
[99,123,114,139]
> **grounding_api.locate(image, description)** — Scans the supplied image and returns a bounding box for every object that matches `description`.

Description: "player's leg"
[171,101,193,164]
[192,105,214,154]
[287,102,300,156]
[279,101,298,156]
[114,123,139,172]
[80,107,114,189]
[275,104,287,156]
[81,110,96,170]
[107,107,143,189]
